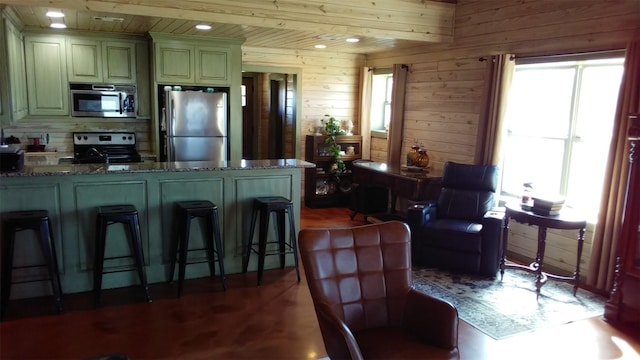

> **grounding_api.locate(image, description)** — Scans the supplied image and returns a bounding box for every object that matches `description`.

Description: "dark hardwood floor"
[1,206,638,359]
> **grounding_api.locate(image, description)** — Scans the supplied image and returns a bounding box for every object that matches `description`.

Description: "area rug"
[412,267,607,340]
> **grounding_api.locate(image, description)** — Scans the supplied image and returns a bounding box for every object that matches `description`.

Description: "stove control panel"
[73,132,136,146]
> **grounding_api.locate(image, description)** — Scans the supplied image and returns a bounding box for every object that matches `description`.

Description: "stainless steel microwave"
[70,84,136,118]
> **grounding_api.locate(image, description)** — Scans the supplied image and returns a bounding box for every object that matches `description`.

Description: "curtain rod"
[368,65,409,71]
[516,49,625,64]
[478,55,515,62]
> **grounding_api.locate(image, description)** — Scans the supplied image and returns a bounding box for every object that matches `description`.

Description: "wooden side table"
[501,203,586,295]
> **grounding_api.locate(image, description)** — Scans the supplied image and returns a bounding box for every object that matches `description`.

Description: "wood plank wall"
[285,73,295,158]
[365,0,639,279]
[242,47,364,200]
[242,46,366,158]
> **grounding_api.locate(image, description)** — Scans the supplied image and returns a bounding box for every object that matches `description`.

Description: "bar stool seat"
[168,200,227,297]
[94,205,151,306]
[1,210,62,320]
[243,196,300,285]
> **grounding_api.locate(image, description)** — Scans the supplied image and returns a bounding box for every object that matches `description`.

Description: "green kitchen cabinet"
[0,15,5,124]
[0,161,308,296]
[195,46,229,84]
[154,41,195,83]
[152,34,240,86]
[67,37,136,84]
[5,18,27,121]
[135,41,151,119]
[103,41,137,83]
[1,11,27,123]
[66,38,101,83]
[24,34,68,116]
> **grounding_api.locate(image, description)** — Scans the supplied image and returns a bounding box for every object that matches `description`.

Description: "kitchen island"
[0,159,314,298]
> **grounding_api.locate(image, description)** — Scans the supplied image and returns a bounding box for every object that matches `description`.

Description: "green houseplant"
[322,114,346,178]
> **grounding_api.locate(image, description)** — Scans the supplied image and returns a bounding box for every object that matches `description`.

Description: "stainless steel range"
[73,132,142,164]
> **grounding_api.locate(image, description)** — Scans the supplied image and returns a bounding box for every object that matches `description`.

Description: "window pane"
[505,68,576,138]
[575,65,623,141]
[370,75,390,130]
[383,103,391,130]
[501,137,564,197]
[566,141,608,221]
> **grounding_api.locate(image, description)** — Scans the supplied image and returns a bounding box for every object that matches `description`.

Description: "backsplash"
[1,118,153,155]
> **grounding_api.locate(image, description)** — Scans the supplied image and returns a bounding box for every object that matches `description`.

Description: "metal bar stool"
[243,196,300,285]
[1,210,63,320]
[94,205,151,306]
[168,200,227,297]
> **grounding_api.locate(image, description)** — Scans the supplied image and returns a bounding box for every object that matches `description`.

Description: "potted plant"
[322,114,346,178]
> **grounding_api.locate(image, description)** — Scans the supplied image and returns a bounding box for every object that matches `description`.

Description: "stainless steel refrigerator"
[162,87,228,162]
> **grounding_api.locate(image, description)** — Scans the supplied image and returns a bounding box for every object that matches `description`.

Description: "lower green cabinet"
[0,166,303,297]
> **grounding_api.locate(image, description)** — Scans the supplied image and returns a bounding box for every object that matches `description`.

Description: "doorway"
[241,66,301,160]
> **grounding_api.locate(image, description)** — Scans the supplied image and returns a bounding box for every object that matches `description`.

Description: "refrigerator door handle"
[165,90,174,161]
[166,128,174,162]
[165,91,174,137]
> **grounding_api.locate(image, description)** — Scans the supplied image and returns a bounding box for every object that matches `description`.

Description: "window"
[500,56,624,222]
[370,69,393,133]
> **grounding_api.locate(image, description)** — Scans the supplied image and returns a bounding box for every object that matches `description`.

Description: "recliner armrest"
[403,288,459,350]
[407,202,437,229]
[483,208,506,232]
[478,209,506,275]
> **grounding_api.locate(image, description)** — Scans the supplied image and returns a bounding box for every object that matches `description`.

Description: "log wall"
[242,46,366,158]
[365,0,639,278]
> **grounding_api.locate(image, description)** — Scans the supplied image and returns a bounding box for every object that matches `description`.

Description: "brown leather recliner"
[298,221,459,360]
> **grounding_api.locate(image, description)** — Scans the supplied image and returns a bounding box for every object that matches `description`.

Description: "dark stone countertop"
[1,159,316,177]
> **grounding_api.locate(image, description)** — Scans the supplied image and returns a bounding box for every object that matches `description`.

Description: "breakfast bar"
[0,159,314,299]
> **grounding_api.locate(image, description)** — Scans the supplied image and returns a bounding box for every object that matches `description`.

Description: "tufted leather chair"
[298,221,459,360]
[407,161,505,277]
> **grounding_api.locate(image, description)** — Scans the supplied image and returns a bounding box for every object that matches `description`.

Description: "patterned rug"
[412,267,607,340]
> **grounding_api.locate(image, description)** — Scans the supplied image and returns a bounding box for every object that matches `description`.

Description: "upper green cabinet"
[24,34,69,116]
[66,38,101,83]
[154,42,195,83]
[103,41,137,83]
[196,46,229,84]
[4,16,28,121]
[152,36,238,86]
[67,38,136,84]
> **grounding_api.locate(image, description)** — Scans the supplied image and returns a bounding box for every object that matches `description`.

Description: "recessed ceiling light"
[315,35,340,41]
[46,11,64,18]
[346,38,360,43]
[92,16,124,22]
[50,23,67,29]
[195,24,212,30]
[314,44,327,49]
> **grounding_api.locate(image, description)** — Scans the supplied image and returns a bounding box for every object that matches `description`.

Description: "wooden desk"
[351,162,442,214]
[501,203,586,295]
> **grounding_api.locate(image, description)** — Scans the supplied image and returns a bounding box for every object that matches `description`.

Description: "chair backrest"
[437,161,499,221]
[299,221,412,332]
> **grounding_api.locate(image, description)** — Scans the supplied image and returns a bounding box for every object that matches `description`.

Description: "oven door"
[71,89,131,118]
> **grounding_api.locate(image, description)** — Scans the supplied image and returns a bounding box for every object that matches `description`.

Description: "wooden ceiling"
[0,0,456,54]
